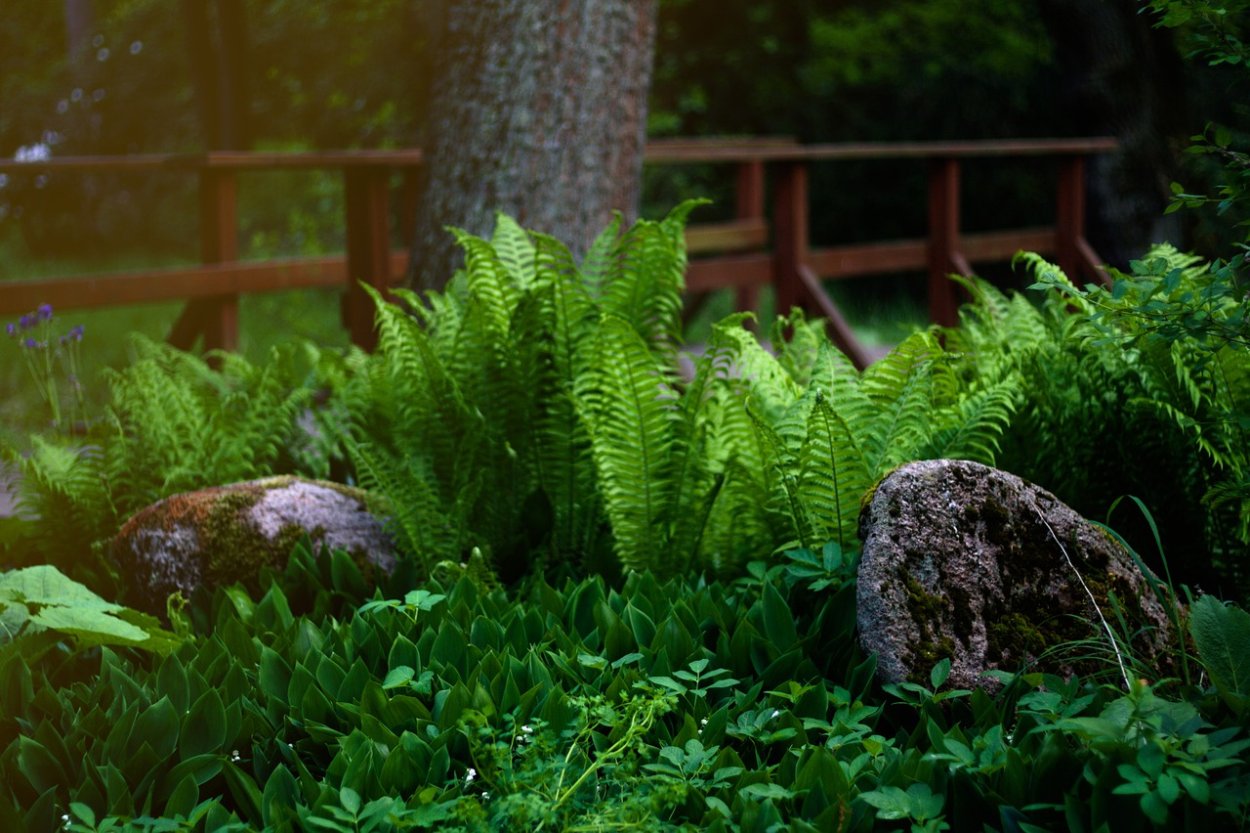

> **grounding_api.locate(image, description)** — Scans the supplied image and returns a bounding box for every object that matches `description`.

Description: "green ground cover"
[1,202,1248,831]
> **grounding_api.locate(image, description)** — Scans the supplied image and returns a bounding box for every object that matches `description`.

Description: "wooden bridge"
[0,137,1115,370]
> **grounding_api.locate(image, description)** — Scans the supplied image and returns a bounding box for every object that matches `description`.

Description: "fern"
[2,336,320,586]
[575,315,680,572]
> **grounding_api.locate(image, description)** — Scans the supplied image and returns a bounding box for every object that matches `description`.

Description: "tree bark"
[408,0,657,291]
[1037,0,1189,266]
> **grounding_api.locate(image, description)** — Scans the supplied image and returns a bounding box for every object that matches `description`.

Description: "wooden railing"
[0,137,1116,365]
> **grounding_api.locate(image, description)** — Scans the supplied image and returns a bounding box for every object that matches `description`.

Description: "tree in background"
[1037,0,1191,267]
[407,0,657,291]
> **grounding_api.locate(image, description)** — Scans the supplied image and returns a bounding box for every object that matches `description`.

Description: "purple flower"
[5,322,15,338]
[69,324,84,341]
[22,337,38,349]
[18,314,34,330]
[36,303,53,321]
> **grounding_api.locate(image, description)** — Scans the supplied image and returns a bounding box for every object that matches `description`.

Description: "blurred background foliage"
[0,0,1246,399]
[1,0,1244,261]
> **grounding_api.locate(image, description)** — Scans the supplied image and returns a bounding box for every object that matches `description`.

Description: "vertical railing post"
[169,166,239,351]
[733,158,765,314]
[343,166,391,352]
[772,161,808,316]
[1056,155,1086,282]
[927,158,961,328]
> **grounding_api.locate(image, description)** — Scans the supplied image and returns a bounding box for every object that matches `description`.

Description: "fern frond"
[860,332,941,475]
[699,458,775,575]
[925,377,1020,465]
[579,213,624,299]
[604,219,686,358]
[799,386,872,550]
[747,394,813,549]
[575,315,680,572]
[450,228,520,341]
[491,212,537,290]
[664,315,748,571]
[771,309,827,386]
[347,437,457,571]
[532,232,600,557]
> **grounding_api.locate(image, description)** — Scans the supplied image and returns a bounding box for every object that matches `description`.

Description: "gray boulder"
[112,475,396,612]
[857,459,1173,691]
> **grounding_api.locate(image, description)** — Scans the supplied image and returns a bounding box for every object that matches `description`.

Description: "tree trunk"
[409,0,657,291]
[1037,0,1189,267]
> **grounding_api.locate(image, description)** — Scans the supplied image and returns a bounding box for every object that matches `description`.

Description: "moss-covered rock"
[111,476,396,612]
[857,459,1174,691]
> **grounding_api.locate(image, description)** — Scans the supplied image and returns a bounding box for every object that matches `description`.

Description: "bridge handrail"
[0,136,1119,363]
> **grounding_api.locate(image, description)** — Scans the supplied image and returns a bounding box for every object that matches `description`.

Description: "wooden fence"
[0,136,1116,367]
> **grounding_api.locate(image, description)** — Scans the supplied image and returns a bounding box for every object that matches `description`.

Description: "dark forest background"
[0,0,1246,276]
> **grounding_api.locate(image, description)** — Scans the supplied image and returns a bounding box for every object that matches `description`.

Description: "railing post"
[734,159,765,314]
[342,166,391,352]
[927,158,961,328]
[1056,155,1086,282]
[772,161,808,316]
[169,168,238,351]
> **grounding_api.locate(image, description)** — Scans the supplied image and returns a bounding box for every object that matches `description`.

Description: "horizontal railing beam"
[0,252,410,315]
[0,137,1118,174]
[685,219,769,255]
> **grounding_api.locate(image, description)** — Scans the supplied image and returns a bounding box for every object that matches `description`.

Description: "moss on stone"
[904,574,955,668]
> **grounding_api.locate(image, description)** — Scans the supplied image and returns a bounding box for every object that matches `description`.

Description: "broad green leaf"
[30,606,149,644]
[181,688,227,759]
[382,666,415,690]
[0,565,123,609]
[1190,596,1250,699]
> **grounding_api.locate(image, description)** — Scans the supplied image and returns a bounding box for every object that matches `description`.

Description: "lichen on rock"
[856,459,1174,691]
[112,475,396,612]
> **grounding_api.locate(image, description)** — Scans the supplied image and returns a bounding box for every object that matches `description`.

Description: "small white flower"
[700,717,709,726]
[521,724,533,734]
[464,767,477,785]
[770,709,781,719]
[230,749,241,762]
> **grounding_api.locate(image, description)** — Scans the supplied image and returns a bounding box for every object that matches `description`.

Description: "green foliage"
[1009,250,1250,596]
[350,208,1015,582]
[1190,595,1250,715]
[1,336,329,581]
[0,565,179,655]
[943,254,1250,598]
[1,544,1248,833]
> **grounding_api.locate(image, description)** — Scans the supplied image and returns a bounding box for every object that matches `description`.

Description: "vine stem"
[1030,499,1132,691]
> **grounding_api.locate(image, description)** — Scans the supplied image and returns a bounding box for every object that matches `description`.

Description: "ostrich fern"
[2,337,316,579]
[355,205,1022,582]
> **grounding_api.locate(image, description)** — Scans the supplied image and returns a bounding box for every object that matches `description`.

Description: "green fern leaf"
[491,211,537,289]
[575,315,679,572]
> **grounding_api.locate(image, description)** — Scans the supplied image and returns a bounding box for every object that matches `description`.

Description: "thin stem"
[1031,499,1132,691]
